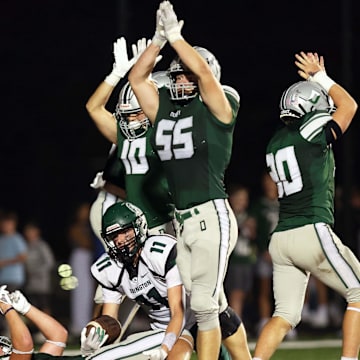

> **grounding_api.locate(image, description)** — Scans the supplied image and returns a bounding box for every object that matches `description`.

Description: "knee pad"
[219,306,241,339]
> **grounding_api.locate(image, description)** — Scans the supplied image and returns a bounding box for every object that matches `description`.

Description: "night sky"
[2,0,360,259]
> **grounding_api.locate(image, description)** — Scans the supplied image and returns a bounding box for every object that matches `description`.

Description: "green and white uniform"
[266,111,360,327]
[90,234,192,360]
[152,87,240,331]
[117,126,174,233]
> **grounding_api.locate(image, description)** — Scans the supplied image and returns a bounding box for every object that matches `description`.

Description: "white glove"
[105,37,147,87]
[80,326,109,357]
[10,290,31,315]
[143,348,168,360]
[160,1,183,43]
[0,286,12,313]
[132,38,163,67]
[90,171,106,189]
[152,8,167,49]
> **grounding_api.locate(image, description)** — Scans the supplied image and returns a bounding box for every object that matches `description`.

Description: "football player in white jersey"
[86,201,193,360]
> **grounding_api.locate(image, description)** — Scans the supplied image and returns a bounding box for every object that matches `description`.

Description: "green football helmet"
[101,202,148,266]
[279,81,336,124]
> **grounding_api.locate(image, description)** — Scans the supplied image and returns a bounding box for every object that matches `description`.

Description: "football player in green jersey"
[253,51,360,360]
[128,2,251,360]
[86,36,174,236]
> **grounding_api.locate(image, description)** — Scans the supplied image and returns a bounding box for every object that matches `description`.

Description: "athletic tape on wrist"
[12,348,34,354]
[46,340,67,348]
[152,35,166,49]
[161,332,177,351]
[168,34,184,44]
[104,72,121,87]
[347,306,360,313]
[309,71,336,92]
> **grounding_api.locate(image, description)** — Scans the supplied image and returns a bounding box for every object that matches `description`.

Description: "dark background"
[2,0,360,260]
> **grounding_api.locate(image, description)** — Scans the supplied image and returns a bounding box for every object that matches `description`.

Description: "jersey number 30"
[266,145,303,198]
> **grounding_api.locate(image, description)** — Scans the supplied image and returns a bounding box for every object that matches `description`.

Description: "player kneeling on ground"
[81,201,193,360]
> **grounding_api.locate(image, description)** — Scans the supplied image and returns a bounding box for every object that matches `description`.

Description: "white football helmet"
[279,81,336,123]
[115,81,150,140]
[168,46,221,101]
[151,70,170,88]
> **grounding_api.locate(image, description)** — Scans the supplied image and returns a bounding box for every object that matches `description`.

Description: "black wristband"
[3,306,14,316]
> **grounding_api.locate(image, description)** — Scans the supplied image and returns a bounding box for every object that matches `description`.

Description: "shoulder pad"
[91,253,123,289]
[299,111,332,141]
[143,235,177,276]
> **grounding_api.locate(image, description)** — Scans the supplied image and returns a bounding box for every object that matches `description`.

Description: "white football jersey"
[91,234,184,330]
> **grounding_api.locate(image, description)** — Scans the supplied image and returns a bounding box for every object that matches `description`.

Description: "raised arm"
[86,37,148,143]
[128,12,165,124]
[160,1,233,124]
[10,290,68,356]
[295,51,358,135]
[0,287,33,360]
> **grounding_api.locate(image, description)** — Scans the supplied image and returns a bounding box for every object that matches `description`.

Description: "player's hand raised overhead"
[159,1,183,43]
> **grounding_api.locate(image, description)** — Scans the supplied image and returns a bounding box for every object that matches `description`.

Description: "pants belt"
[175,208,200,223]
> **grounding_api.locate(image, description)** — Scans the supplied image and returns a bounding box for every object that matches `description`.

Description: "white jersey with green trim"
[91,234,183,330]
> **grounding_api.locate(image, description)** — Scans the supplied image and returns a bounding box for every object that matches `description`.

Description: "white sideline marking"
[248,339,342,350]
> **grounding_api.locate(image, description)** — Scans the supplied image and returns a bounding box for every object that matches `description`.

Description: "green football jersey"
[117,126,173,229]
[152,87,239,210]
[266,111,335,232]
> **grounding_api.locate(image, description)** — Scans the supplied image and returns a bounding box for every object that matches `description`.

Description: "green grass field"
[63,337,342,359]
[188,347,341,360]
[186,338,343,360]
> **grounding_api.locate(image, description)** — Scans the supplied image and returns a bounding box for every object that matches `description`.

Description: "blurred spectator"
[0,209,27,334]
[0,210,27,290]
[67,202,96,337]
[301,276,330,328]
[225,184,257,321]
[22,220,55,315]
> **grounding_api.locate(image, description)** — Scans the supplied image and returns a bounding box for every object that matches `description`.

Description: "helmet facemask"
[168,62,198,102]
[0,336,12,360]
[103,226,139,267]
[168,46,221,102]
[117,110,150,140]
[115,82,150,140]
[279,81,336,124]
